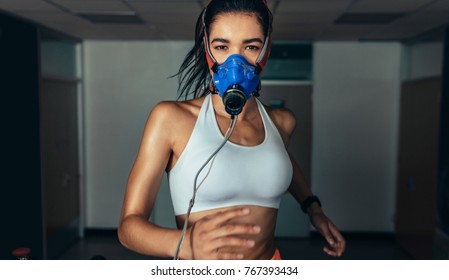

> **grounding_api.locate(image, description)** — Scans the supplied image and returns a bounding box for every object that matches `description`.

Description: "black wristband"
[301,195,321,213]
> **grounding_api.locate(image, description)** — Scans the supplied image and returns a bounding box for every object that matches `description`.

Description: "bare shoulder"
[148,97,204,125]
[143,97,205,145]
[264,104,297,144]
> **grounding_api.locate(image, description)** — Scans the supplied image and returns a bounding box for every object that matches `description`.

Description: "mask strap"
[208,78,218,94]
[202,6,218,72]
[255,0,272,72]
[254,81,261,97]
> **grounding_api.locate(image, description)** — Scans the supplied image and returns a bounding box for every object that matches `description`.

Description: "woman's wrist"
[301,195,322,214]
[307,202,323,216]
[174,231,189,260]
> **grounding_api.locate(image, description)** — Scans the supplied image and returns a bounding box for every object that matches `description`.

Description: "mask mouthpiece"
[222,85,246,116]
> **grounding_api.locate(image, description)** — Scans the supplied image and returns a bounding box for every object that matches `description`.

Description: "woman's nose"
[229,46,244,56]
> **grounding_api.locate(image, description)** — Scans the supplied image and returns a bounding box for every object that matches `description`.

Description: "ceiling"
[1,0,449,41]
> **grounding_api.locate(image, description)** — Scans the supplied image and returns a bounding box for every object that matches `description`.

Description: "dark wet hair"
[173,0,273,100]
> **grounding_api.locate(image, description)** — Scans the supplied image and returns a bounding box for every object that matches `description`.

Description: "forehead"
[209,12,264,38]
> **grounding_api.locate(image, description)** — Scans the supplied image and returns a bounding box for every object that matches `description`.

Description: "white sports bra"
[168,94,293,215]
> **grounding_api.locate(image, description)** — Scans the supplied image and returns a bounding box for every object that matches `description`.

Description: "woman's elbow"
[117,216,132,249]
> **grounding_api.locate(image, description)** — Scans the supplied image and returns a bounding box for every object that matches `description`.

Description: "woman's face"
[208,12,265,66]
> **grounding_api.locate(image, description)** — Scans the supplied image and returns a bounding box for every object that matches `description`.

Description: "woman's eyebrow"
[211,38,230,44]
[243,38,264,44]
[210,38,264,44]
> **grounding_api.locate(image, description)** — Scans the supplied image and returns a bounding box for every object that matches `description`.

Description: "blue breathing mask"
[212,54,260,116]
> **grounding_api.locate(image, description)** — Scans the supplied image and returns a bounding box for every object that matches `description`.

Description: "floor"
[56,230,412,260]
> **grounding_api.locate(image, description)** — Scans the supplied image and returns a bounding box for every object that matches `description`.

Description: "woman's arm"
[287,154,346,257]
[118,101,183,258]
[269,106,345,257]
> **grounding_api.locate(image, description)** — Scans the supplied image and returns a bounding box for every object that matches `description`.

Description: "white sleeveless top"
[168,94,293,215]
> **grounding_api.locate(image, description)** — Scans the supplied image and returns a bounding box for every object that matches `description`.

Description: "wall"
[312,42,402,232]
[259,83,313,237]
[84,41,407,234]
[405,42,444,80]
[83,41,192,228]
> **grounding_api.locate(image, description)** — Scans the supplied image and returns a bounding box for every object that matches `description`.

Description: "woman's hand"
[309,210,346,257]
[181,208,261,259]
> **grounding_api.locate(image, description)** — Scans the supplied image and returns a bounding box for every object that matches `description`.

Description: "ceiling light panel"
[347,0,436,13]
[365,11,449,40]
[273,12,338,25]
[51,0,133,13]
[334,13,405,25]
[423,0,449,11]
[274,23,325,34]
[276,0,353,13]
[0,0,60,12]
[138,14,196,23]
[17,10,87,24]
[127,1,202,14]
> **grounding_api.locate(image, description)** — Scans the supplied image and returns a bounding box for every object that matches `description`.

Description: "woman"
[118,0,345,260]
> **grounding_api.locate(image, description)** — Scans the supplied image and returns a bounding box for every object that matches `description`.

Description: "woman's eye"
[246,45,260,51]
[214,45,228,51]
